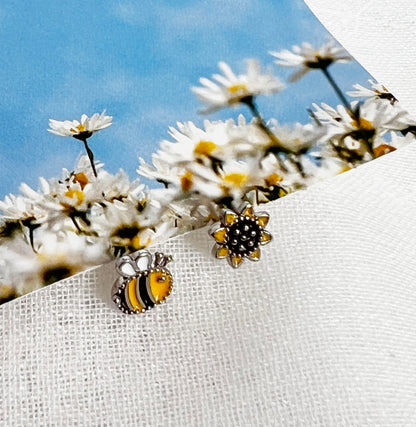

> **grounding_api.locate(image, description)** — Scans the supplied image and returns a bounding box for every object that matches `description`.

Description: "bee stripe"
[126,279,143,312]
[138,274,155,309]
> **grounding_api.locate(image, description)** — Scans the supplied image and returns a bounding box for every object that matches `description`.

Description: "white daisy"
[91,199,174,255]
[48,111,112,139]
[0,231,109,297]
[0,237,40,296]
[138,156,179,187]
[159,120,231,164]
[96,169,145,204]
[16,157,118,234]
[138,117,269,193]
[161,194,215,234]
[155,118,263,165]
[314,99,410,138]
[267,120,325,153]
[270,40,352,82]
[33,174,100,230]
[48,112,112,177]
[313,99,412,161]
[347,80,397,104]
[192,59,284,113]
[194,158,274,202]
[0,193,46,225]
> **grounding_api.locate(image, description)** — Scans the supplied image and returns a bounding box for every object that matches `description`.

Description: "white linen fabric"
[2,143,416,426]
[306,0,416,118]
[2,1,416,426]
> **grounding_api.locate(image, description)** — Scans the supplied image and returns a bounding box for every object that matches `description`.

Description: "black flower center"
[42,266,72,286]
[73,131,93,140]
[113,225,141,239]
[226,216,262,256]
[305,57,334,69]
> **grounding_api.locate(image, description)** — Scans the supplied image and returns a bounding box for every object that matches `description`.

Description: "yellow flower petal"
[256,212,270,228]
[216,246,229,259]
[240,203,255,218]
[248,248,261,261]
[228,254,244,268]
[260,230,272,245]
[212,227,228,244]
[223,210,238,226]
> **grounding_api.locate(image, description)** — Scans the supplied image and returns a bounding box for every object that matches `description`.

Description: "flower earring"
[209,202,272,268]
[112,250,173,314]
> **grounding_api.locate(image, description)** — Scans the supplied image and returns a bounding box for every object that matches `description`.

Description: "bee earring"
[112,250,173,314]
[209,202,272,268]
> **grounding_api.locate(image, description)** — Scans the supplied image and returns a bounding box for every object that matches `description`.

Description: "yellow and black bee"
[112,250,173,314]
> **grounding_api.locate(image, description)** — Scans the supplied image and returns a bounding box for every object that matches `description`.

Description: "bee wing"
[132,250,153,272]
[116,255,139,278]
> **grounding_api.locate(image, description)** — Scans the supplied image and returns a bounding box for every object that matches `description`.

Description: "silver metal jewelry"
[209,202,272,269]
[112,250,173,314]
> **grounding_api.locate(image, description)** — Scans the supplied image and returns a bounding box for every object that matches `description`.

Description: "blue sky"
[0,0,371,196]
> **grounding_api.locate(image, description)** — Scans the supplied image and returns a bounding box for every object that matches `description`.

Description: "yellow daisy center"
[180,171,193,192]
[73,172,89,190]
[131,234,151,250]
[194,140,218,157]
[64,189,85,205]
[265,173,283,186]
[223,173,248,187]
[351,117,374,131]
[227,83,248,94]
[373,144,396,158]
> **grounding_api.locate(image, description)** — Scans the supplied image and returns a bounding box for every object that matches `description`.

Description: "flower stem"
[244,97,289,153]
[81,138,97,177]
[307,108,322,126]
[21,219,40,253]
[28,225,38,253]
[321,67,356,118]
[69,213,83,233]
[243,97,305,175]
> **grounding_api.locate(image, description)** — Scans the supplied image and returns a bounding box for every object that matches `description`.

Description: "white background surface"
[306,0,416,116]
[2,1,416,426]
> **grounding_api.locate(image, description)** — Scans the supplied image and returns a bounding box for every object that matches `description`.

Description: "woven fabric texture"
[2,143,416,426]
